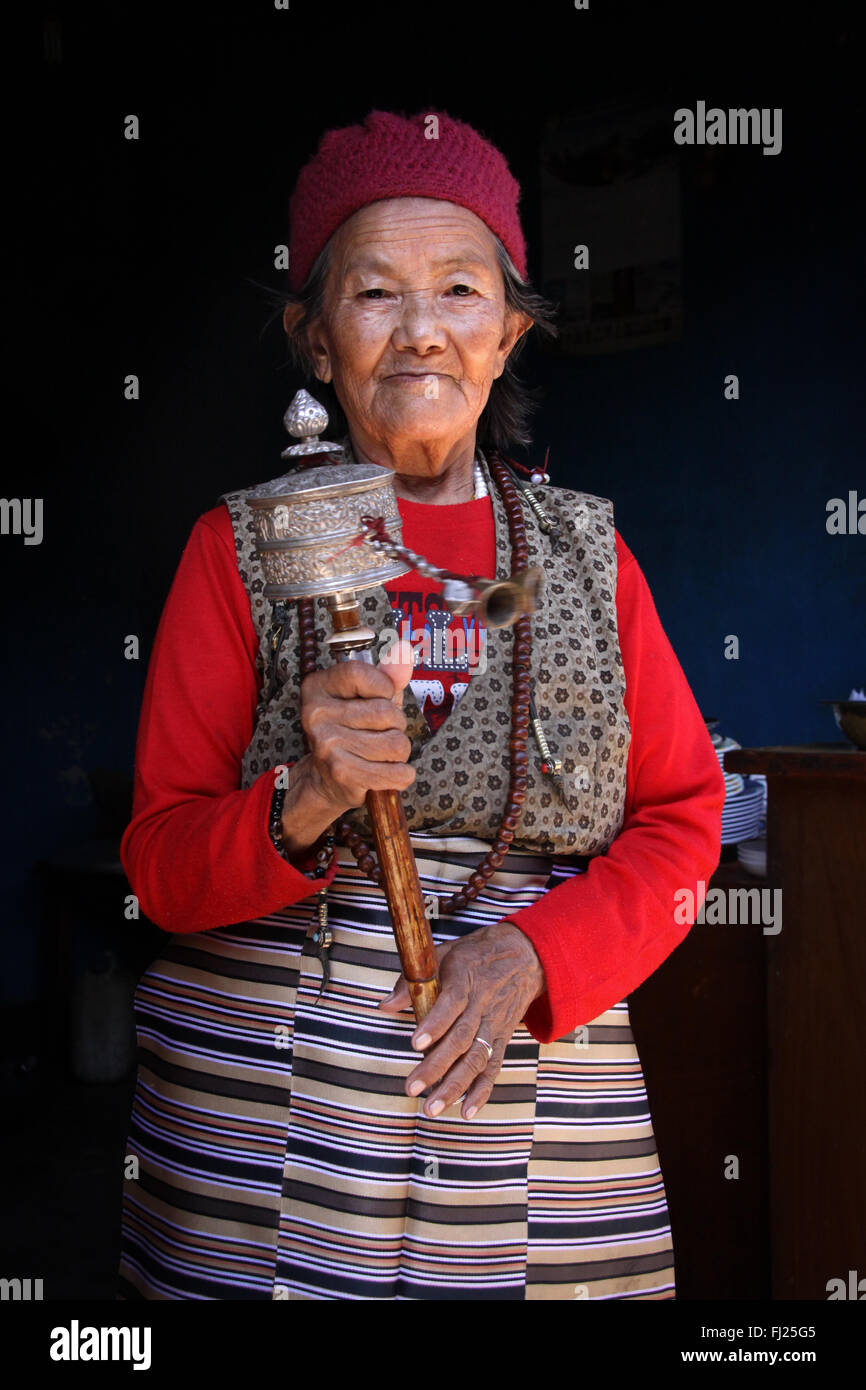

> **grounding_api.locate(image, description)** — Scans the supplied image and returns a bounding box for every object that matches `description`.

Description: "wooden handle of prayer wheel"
[366,787,441,1024]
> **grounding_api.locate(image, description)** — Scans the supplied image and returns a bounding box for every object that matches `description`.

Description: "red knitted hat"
[288,108,527,292]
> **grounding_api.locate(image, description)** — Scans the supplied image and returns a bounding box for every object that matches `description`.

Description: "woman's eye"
[357,285,474,300]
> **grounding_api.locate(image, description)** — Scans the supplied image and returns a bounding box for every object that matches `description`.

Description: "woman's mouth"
[384,372,445,384]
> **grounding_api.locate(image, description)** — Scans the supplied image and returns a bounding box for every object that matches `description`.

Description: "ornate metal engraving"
[247,441,409,598]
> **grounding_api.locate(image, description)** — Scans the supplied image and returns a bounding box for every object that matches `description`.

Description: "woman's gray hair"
[279,234,559,453]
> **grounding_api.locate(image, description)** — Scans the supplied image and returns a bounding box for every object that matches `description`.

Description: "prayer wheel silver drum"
[246,461,410,601]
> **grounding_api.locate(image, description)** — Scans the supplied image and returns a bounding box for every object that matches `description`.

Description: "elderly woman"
[118,109,725,1301]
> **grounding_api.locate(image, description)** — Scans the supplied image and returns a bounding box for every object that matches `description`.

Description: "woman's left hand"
[377,922,546,1120]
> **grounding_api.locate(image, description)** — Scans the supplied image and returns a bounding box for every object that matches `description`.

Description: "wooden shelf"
[724,744,866,777]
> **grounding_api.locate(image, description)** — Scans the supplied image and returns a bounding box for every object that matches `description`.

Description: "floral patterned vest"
[219,447,631,857]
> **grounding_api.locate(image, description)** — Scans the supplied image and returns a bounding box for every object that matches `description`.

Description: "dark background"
[2,0,864,1303]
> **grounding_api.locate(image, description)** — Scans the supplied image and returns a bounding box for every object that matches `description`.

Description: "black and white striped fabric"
[118,834,675,1300]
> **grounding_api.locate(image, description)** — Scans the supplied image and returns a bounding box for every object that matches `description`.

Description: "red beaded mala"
[293,449,538,917]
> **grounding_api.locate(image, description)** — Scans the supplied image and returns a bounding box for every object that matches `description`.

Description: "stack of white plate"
[721,778,764,843]
[750,774,768,832]
[737,836,767,877]
[712,733,767,845]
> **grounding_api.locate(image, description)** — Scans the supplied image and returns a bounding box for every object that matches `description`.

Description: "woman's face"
[297,198,528,462]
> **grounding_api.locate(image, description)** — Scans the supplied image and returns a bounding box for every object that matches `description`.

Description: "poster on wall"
[540,102,684,354]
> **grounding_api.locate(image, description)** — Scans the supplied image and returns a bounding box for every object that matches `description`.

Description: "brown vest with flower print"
[219,448,631,857]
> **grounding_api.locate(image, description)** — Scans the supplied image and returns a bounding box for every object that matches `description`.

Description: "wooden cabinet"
[630,745,866,1301]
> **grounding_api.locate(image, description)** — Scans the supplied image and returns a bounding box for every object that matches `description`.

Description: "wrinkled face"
[301,198,528,454]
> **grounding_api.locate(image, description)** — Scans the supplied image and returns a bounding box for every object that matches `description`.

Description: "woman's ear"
[493,311,532,379]
[504,309,532,355]
[306,325,333,385]
[283,301,306,336]
[283,301,332,383]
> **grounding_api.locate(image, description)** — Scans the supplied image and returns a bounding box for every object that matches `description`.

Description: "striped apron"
[118,832,676,1301]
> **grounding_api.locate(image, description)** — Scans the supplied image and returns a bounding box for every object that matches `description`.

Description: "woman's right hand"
[279,642,416,853]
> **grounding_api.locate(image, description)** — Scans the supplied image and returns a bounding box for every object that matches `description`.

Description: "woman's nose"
[391,290,448,352]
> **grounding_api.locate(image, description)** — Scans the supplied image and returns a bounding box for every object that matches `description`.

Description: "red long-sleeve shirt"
[121,492,725,1044]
